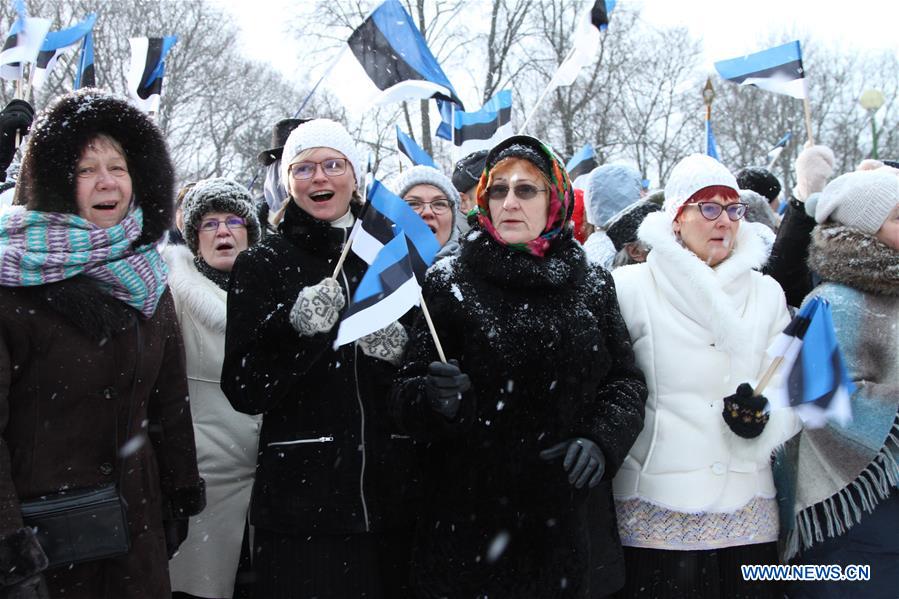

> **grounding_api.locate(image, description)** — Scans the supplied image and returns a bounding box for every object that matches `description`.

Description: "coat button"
[102,387,117,400]
[711,462,726,475]
[99,462,114,476]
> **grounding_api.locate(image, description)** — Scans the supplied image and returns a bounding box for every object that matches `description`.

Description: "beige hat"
[814,169,899,234]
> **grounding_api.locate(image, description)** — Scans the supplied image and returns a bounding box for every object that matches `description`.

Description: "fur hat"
[663,154,738,220]
[16,89,174,247]
[280,118,362,191]
[606,200,662,251]
[451,150,488,193]
[736,166,781,202]
[181,178,261,255]
[584,164,642,227]
[814,169,898,234]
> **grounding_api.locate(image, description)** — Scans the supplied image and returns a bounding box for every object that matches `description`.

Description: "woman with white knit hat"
[394,164,461,259]
[220,119,417,597]
[611,154,800,598]
[778,168,899,599]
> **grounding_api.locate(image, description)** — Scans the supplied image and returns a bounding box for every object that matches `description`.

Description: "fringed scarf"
[0,207,168,318]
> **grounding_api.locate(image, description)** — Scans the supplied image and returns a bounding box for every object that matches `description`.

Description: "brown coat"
[0,281,203,598]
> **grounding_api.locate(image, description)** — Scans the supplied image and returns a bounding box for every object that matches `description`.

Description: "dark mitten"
[539,438,606,489]
[425,359,470,420]
[164,518,189,559]
[0,99,34,174]
[723,383,769,439]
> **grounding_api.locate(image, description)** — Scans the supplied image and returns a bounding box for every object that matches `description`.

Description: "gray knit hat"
[181,177,261,255]
[396,165,461,208]
[280,118,362,191]
[815,169,899,234]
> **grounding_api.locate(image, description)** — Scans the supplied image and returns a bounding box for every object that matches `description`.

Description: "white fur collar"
[637,211,771,356]
[162,244,227,334]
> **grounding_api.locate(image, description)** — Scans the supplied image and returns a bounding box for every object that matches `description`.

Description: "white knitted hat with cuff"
[280,118,363,191]
[814,169,899,234]
[663,154,739,220]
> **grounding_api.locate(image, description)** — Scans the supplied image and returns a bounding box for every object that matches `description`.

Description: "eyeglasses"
[406,199,452,214]
[288,158,348,180]
[199,216,247,232]
[485,184,547,201]
[686,201,748,221]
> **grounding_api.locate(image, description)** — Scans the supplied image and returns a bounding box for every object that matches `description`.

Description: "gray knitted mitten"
[290,277,345,336]
[357,321,408,366]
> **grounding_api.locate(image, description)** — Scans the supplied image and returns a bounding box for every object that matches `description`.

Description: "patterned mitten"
[357,321,408,366]
[722,383,769,439]
[289,277,345,336]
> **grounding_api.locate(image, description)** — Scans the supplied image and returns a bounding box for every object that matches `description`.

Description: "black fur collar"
[809,224,899,296]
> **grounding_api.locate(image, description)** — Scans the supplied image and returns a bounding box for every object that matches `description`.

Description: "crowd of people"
[0,88,895,599]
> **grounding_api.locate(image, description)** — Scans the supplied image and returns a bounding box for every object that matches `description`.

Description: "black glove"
[163,518,189,559]
[1,574,49,599]
[0,99,34,174]
[425,359,470,420]
[539,438,606,489]
[722,383,769,439]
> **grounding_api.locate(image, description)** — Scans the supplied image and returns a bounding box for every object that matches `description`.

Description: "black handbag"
[20,483,130,569]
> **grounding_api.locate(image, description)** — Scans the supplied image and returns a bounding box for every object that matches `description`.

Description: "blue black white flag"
[30,13,96,89]
[566,143,596,189]
[126,36,177,113]
[714,41,806,100]
[765,296,853,428]
[396,125,436,168]
[545,0,615,93]
[766,131,792,165]
[335,179,440,347]
[74,30,94,88]
[336,0,463,111]
[0,0,51,81]
[451,90,513,159]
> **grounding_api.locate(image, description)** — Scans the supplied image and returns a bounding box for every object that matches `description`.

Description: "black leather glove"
[723,383,769,439]
[0,99,33,174]
[425,359,470,420]
[539,438,606,489]
[1,574,49,599]
[163,518,189,559]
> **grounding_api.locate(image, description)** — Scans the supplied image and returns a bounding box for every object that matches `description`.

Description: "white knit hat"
[280,118,362,191]
[663,154,739,220]
[395,165,461,208]
[814,169,899,234]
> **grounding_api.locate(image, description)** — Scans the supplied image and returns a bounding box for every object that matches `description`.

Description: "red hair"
[676,185,739,220]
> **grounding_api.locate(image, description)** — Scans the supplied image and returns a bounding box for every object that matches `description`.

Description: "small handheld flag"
[0,0,51,83]
[74,30,94,88]
[30,14,96,89]
[396,125,436,168]
[566,143,596,190]
[714,41,806,100]
[450,90,513,159]
[126,36,178,113]
[765,131,792,169]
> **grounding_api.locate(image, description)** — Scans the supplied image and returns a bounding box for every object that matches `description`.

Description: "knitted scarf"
[0,207,168,318]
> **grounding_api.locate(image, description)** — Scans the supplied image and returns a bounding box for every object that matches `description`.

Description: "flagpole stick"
[802,97,815,146]
[753,356,784,397]
[331,169,370,280]
[519,45,577,135]
[418,291,446,363]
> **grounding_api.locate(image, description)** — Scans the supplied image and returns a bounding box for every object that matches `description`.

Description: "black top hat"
[257,118,308,166]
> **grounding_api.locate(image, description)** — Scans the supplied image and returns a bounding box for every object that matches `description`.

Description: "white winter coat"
[611,212,799,513]
[164,245,261,598]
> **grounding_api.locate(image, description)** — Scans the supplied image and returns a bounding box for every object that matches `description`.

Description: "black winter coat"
[221,200,418,535]
[393,229,647,598]
[764,198,817,307]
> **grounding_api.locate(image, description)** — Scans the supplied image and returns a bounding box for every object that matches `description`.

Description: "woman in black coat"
[393,135,647,598]
[221,119,416,598]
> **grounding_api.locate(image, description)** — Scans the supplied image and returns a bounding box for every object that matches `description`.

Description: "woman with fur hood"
[0,90,204,599]
[164,178,262,599]
[393,135,647,598]
[611,154,800,598]
[777,168,899,599]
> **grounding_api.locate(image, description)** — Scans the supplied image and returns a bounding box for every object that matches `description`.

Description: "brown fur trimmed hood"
[808,223,899,296]
[15,89,175,246]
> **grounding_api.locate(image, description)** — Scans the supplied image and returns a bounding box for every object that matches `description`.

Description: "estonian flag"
[396,125,436,168]
[452,90,513,159]
[30,14,96,90]
[766,131,792,165]
[545,0,615,93]
[0,0,51,82]
[765,296,853,428]
[335,179,440,347]
[74,30,94,88]
[706,120,719,160]
[714,41,806,99]
[566,143,596,190]
[338,0,462,110]
[126,36,177,113]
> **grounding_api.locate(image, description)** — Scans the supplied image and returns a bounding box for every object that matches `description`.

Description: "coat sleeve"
[148,292,205,519]
[221,246,333,415]
[578,267,647,480]
[391,270,476,440]
[763,198,817,307]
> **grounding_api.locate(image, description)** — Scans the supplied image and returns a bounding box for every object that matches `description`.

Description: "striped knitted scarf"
[0,207,168,318]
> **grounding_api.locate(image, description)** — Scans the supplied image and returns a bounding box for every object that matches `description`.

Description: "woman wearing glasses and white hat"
[221,119,417,598]
[610,154,800,598]
[394,165,462,259]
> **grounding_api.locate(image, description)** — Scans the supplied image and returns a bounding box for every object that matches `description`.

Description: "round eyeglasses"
[485,183,547,201]
[289,158,348,180]
[199,216,247,232]
[406,199,452,215]
[686,201,748,221]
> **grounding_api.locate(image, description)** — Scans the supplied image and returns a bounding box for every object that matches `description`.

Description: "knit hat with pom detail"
[663,154,739,220]
[814,169,898,234]
[280,118,362,191]
[181,178,261,255]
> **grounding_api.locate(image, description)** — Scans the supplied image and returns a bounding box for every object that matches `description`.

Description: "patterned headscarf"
[474,135,574,257]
